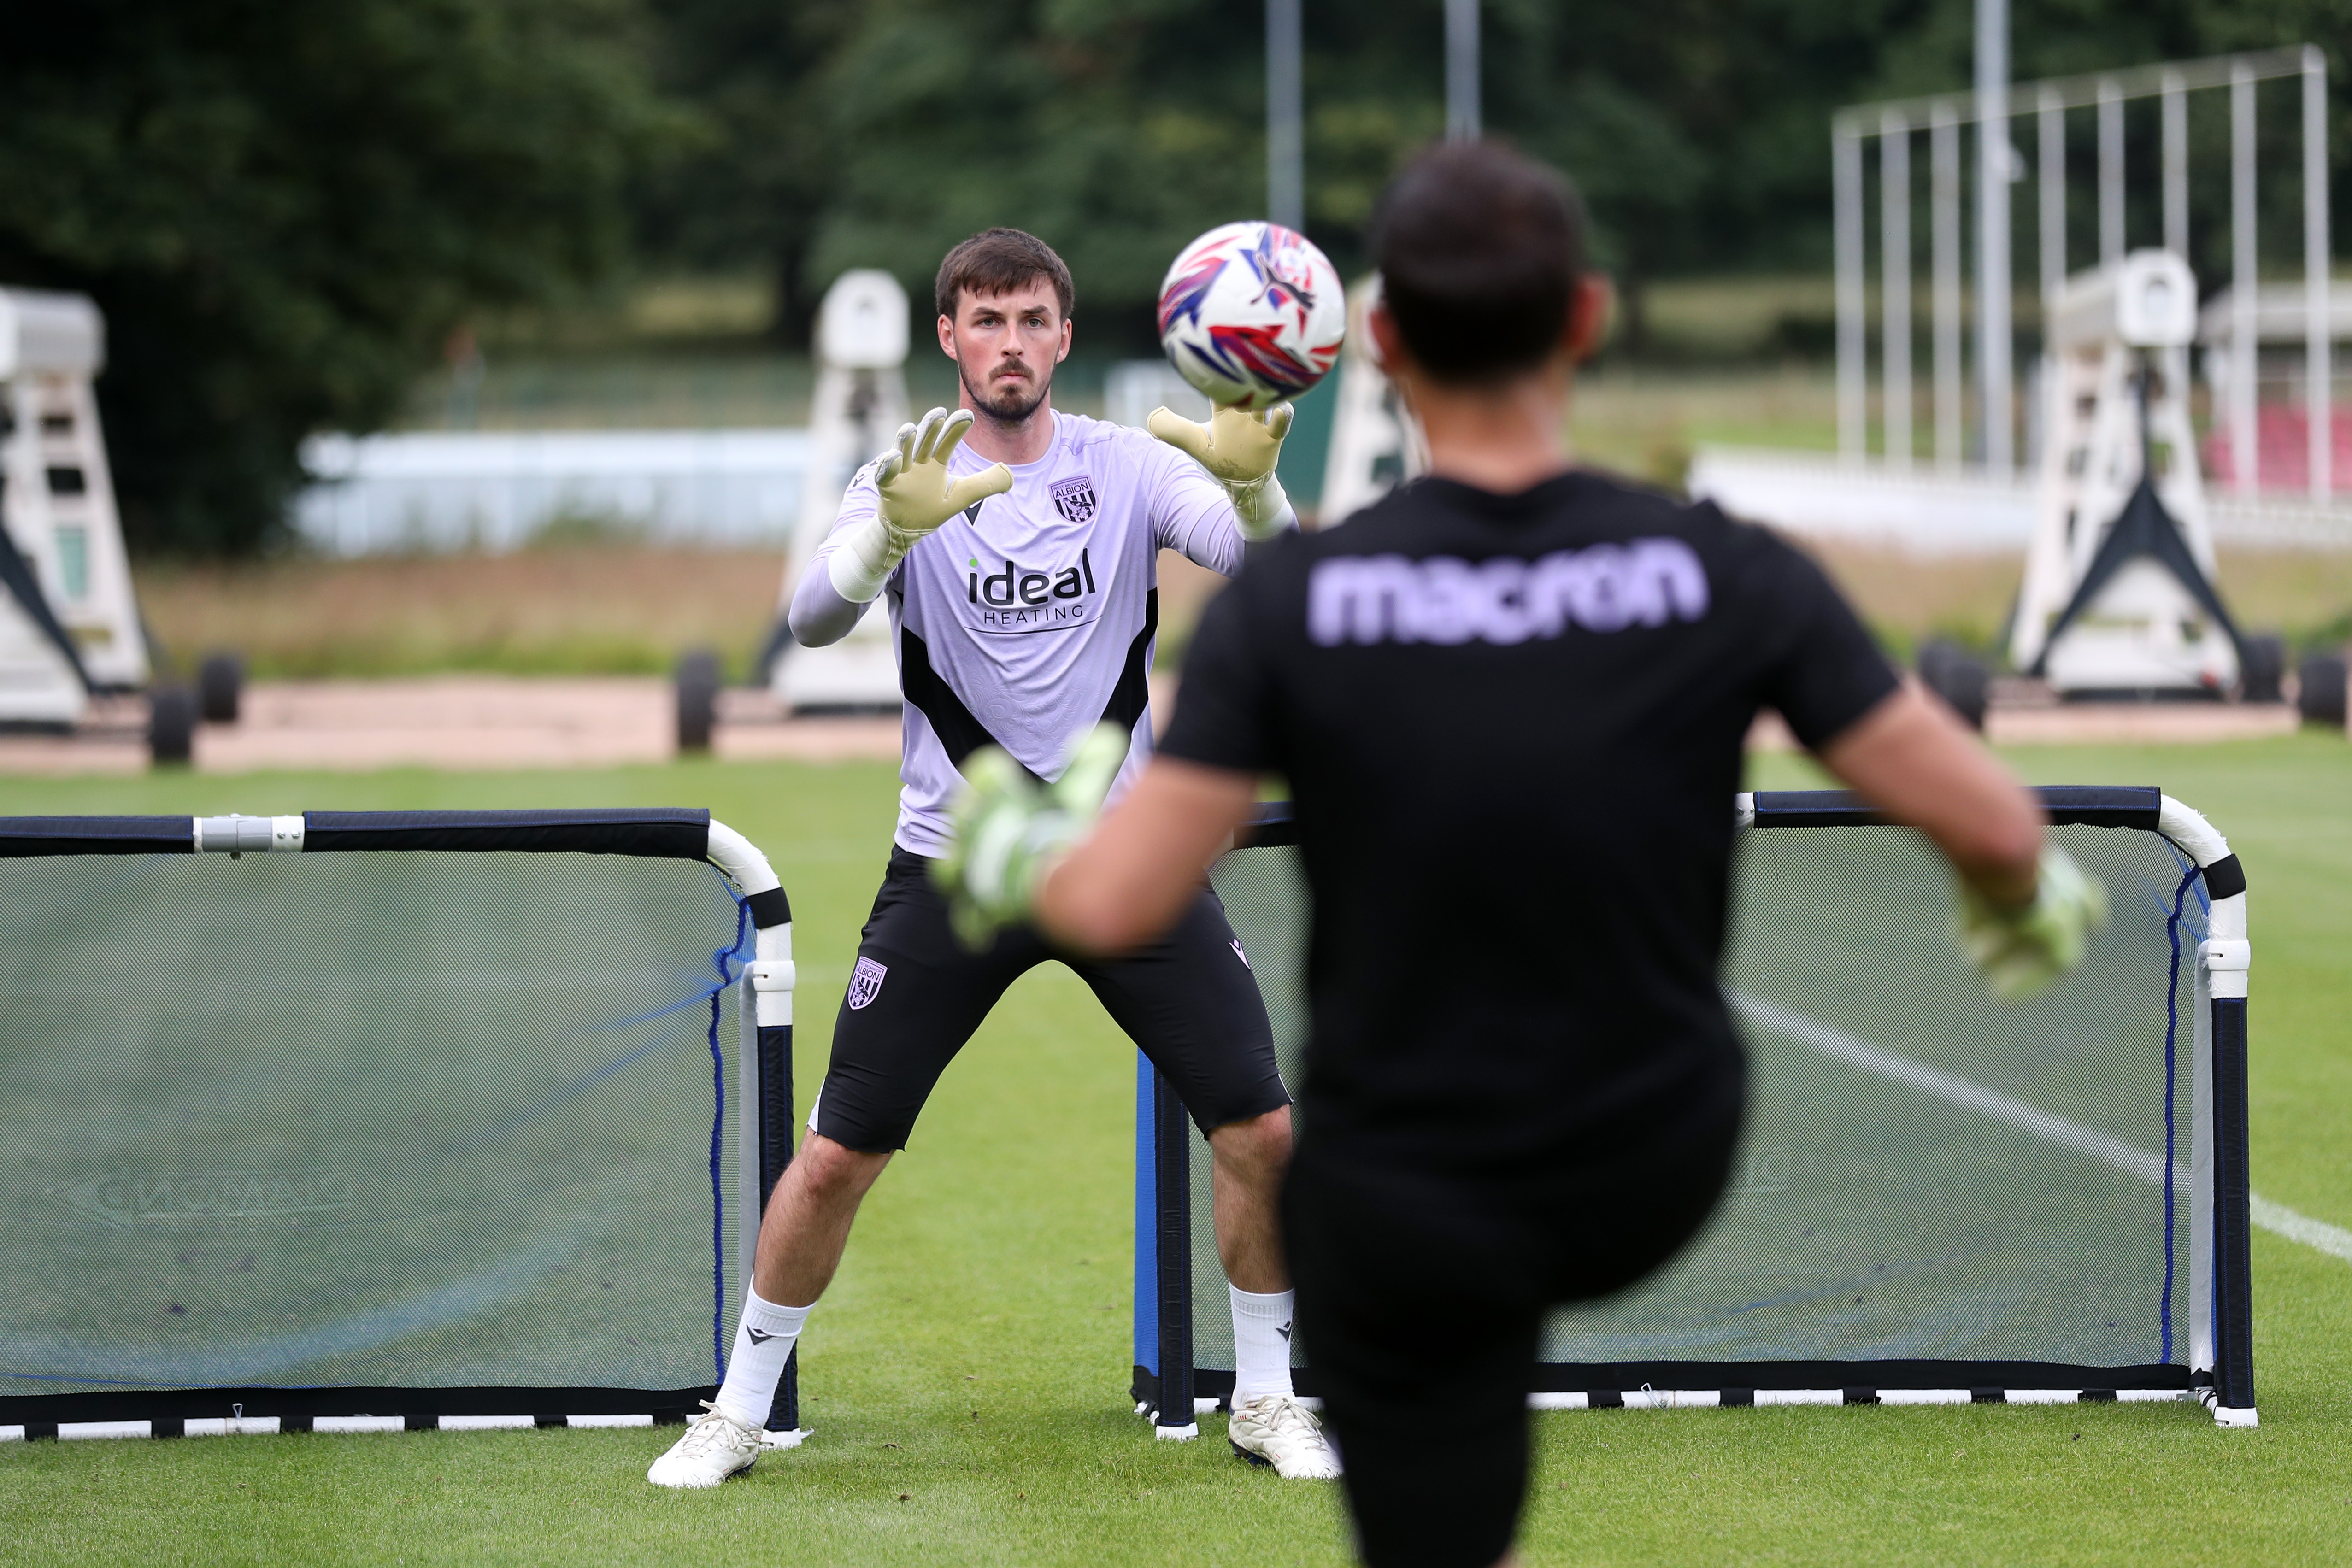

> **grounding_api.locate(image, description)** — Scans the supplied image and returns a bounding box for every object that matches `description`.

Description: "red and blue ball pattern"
[1157,222,1347,411]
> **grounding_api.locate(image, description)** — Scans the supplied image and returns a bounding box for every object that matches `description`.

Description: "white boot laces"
[677,1400,751,1455]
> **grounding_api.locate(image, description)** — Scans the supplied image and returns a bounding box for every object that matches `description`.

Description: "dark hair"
[1372,141,1589,382]
[935,228,1076,322]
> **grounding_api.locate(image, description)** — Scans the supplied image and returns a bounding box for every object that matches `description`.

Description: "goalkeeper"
[940,146,2104,1568]
[649,227,1339,1487]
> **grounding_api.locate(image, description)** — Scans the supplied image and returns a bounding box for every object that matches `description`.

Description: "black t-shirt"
[1160,470,1899,1175]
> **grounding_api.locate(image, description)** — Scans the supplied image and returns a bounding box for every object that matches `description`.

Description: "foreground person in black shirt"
[939,142,2105,1568]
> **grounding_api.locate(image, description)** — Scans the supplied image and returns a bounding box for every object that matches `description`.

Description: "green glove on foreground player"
[1957,842,2110,999]
[1147,402,1295,540]
[828,406,1015,603]
[937,723,1132,946]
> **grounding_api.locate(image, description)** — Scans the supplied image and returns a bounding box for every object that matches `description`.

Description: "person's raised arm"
[1148,404,1299,564]
[1035,758,1259,952]
[928,727,1257,953]
[1818,682,2042,903]
[788,557,870,646]
[1816,682,2106,997]
[937,558,1278,956]
[795,408,1012,649]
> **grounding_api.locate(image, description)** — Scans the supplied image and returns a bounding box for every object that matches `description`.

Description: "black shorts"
[1285,1078,1742,1568]
[811,848,1289,1153]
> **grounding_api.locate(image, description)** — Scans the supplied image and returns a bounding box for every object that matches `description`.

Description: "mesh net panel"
[1196,819,2202,1383]
[0,850,750,1404]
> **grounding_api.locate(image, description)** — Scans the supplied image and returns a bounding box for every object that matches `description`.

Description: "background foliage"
[0,0,676,555]
[2,0,2346,552]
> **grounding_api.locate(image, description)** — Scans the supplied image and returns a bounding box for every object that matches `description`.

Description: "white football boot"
[646,1401,764,1488]
[1228,1393,1343,1479]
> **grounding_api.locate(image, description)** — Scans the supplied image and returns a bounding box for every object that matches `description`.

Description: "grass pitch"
[0,738,2348,1565]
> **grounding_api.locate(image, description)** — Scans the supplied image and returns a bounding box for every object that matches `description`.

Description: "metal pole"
[2039,88,2065,319]
[2304,47,2332,499]
[1266,0,1304,231]
[1932,104,1964,473]
[1835,116,1867,465]
[1445,0,1481,142]
[1977,0,2013,472]
[2233,64,2259,493]
[2163,70,2189,259]
[1150,1067,1195,1435]
[1883,113,1912,468]
[2099,76,2126,264]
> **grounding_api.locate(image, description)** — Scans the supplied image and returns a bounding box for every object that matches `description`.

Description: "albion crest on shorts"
[1050,475,1098,524]
[847,956,889,1010]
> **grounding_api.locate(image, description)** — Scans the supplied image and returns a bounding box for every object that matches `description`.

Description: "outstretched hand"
[1147,403,1295,540]
[935,724,1132,948]
[876,407,1014,546]
[1957,843,2110,999]
[1147,402,1294,487]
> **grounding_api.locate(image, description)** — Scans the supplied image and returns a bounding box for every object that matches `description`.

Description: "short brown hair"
[935,228,1075,322]
[1372,142,1588,382]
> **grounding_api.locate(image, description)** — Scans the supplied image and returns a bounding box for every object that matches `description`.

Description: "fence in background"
[1692,444,2352,555]
[295,429,811,556]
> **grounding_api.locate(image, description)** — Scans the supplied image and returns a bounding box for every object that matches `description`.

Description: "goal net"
[1135,787,2256,1428]
[0,809,799,1440]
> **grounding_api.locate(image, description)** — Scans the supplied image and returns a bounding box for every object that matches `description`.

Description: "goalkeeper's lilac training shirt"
[791,410,1265,857]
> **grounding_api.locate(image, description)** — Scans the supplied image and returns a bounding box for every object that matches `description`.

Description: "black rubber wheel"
[2297,652,2348,727]
[1916,638,1989,731]
[675,648,720,754]
[198,651,245,724]
[147,685,197,767]
[752,616,795,687]
[2236,634,2285,705]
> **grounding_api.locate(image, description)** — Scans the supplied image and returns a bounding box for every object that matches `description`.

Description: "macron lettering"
[1308,539,1709,647]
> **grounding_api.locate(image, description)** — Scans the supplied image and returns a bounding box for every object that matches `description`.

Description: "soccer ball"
[1156,222,1346,410]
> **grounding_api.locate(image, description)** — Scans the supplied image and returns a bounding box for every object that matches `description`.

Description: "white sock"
[1229,1285,1297,1405]
[711,1288,812,1429]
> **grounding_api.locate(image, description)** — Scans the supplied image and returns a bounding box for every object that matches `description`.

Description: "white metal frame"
[771,271,911,712]
[0,289,150,718]
[2010,250,2232,689]
[1834,45,2331,498]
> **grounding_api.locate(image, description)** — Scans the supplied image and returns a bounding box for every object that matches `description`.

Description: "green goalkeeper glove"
[935,723,1132,947]
[1147,403,1295,540]
[829,407,1014,602]
[1956,843,2110,1000]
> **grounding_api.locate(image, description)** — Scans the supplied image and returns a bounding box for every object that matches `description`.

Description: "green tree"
[725,0,2343,355]
[635,0,858,346]
[0,0,677,554]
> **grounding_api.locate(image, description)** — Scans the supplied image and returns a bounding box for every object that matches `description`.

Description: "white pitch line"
[1731,991,2352,1268]
[2250,1196,2352,1263]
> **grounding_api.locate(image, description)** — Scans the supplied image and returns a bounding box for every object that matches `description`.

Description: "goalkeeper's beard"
[962,359,1052,424]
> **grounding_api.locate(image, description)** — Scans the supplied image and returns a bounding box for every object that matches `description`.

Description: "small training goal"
[0,809,800,1442]
[1135,787,2257,1431]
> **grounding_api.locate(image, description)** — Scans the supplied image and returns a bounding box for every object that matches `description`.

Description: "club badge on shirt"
[1051,475,1098,524]
[847,956,889,1010]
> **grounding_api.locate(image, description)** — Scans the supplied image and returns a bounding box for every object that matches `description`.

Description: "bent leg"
[1207,1106,1293,1293]
[686,851,1035,1452]
[693,1133,888,1439]
[753,1133,893,1306]
[1286,1152,1544,1568]
[1073,888,1308,1434]
[1072,889,1290,1267]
